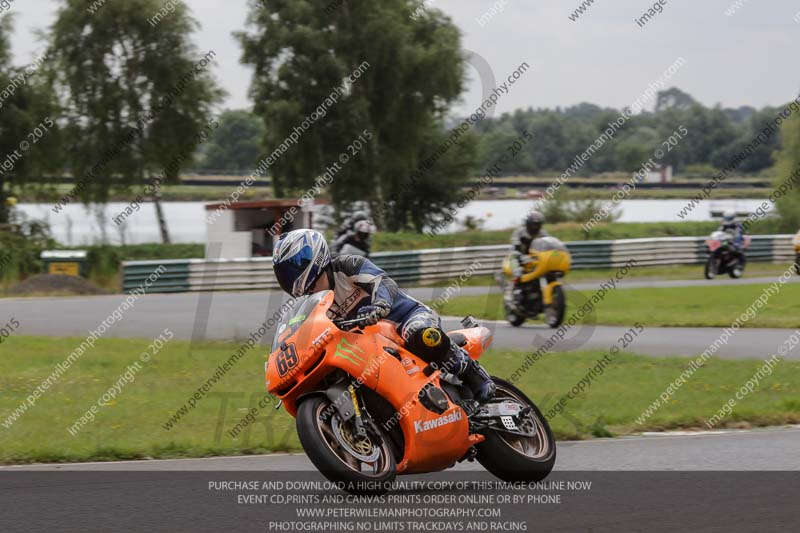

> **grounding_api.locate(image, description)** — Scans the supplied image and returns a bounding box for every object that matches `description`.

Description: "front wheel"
[545,285,566,328]
[729,255,745,279]
[296,396,396,494]
[503,281,526,327]
[704,257,717,279]
[505,303,526,327]
[476,377,556,482]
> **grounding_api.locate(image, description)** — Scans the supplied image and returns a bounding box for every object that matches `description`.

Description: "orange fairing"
[448,326,493,360]
[265,292,487,474]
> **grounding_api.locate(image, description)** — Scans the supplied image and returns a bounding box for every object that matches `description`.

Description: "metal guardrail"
[121,234,797,293]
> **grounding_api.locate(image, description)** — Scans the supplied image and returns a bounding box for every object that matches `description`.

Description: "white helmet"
[723,209,736,223]
[272,229,331,297]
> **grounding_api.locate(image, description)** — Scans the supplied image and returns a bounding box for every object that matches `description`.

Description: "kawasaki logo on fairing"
[413,410,463,433]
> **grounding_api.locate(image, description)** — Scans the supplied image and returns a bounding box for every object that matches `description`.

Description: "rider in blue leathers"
[272,229,495,402]
[719,209,746,254]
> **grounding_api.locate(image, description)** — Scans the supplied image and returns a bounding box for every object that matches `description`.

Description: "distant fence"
[121,234,796,294]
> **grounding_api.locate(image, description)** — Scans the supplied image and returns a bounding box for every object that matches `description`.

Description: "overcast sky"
[8,0,800,117]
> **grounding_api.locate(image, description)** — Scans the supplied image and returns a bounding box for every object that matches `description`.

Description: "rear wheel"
[545,285,566,328]
[476,378,556,482]
[296,396,396,494]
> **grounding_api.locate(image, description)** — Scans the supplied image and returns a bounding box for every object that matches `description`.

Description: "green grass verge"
[14,180,769,202]
[432,282,800,328]
[373,222,721,251]
[423,262,794,287]
[1,336,798,464]
[372,219,784,250]
[565,262,793,282]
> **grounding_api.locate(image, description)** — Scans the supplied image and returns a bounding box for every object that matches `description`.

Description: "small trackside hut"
[204,200,319,259]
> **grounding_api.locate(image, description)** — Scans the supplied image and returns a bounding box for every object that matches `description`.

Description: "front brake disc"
[332,415,381,462]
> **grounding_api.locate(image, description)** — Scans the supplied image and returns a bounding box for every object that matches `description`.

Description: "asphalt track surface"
[2,279,798,531]
[3,276,797,360]
[2,426,798,472]
[1,428,797,532]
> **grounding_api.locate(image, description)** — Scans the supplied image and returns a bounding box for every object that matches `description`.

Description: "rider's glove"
[518,256,535,273]
[354,302,390,327]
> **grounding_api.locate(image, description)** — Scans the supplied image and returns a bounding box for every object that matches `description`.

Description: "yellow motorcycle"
[498,236,571,328]
[794,230,800,275]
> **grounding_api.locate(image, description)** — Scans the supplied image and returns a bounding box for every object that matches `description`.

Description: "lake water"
[15,198,771,246]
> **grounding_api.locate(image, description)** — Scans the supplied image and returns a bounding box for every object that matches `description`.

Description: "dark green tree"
[0,15,62,224]
[476,124,530,173]
[655,87,697,113]
[774,109,800,231]
[528,112,569,171]
[738,107,782,171]
[47,0,224,242]
[0,14,9,65]
[385,120,478,232]
[196,109,265,172]
[237,0,469,230]
[614,127,660,172]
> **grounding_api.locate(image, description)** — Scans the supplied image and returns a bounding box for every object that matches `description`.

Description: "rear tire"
[476,378,556,482]
[296,396,396,494]
[545,285,566,328]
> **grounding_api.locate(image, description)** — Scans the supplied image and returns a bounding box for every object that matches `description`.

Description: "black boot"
[460,357,496,403]
[443,345,496,403]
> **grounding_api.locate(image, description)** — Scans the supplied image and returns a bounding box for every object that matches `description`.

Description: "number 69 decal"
[276,343,299,377]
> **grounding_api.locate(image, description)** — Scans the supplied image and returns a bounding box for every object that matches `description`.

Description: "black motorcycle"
[704,230,747,279]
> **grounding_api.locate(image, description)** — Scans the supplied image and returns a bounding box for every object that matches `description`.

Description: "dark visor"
[274,247,313,295]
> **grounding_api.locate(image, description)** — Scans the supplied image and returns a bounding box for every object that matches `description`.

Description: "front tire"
[729,255,745,279]
[505,303,526,327]
[296,396,396,494]
[545,285,566,328]
[504,282,526,327]
[476,378,556,482]
[704,257,717,279]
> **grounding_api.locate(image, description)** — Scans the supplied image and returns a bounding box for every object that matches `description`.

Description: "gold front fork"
[542,281,562,305]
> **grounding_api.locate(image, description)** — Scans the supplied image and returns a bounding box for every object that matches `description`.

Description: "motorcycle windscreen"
[339,243,367,256]
[531,236,567,252]
[271,290,331,349]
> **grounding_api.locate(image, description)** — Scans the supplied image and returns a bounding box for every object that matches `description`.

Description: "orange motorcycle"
[266,291,556,493]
